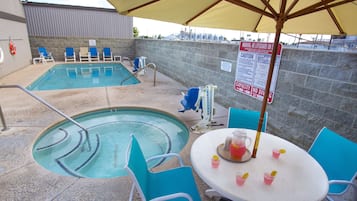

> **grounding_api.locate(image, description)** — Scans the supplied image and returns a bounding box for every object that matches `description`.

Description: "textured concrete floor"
[0,62,228,201]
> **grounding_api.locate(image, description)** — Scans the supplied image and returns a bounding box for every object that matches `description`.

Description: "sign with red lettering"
[234,41,282,104]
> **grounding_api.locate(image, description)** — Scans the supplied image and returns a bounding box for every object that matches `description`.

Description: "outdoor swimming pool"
[32,107,189,178]
[27,63,140,91]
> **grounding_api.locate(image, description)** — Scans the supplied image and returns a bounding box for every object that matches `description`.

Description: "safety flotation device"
[9,40,16,55]
[0,47,4,64]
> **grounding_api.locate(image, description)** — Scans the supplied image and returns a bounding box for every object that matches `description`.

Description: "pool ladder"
[0,85,91,151]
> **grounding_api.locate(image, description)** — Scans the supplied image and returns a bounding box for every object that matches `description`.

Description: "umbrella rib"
[287,0,354,19]
[184,0,222,25]
[284,0,299,17]
[260,0,278,17]
[253,0,273,32]
[126,0,160,14]
[226,0,275,18]
[326,6,345,34]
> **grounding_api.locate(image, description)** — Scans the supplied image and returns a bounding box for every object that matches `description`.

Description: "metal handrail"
[121,63,157,86]
[0,85,91,151]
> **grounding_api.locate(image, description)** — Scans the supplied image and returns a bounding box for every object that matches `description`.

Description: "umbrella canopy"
[108,0,357,157]
[108,0,357,35]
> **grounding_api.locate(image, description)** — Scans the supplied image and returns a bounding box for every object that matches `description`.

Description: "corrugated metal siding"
[23,3,133,38]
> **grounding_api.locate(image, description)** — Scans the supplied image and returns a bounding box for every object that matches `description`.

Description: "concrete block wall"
[135,39,357,149]
[29,36,135,61]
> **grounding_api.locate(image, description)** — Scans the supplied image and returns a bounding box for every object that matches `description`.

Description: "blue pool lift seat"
[102,47,113,62]
[89,47,100,62]
[125,135,201,201]
[179,87,202,113]
[227,107,268,132]
[132,57,140,72]
[308,127,357,201]
[38,47,55,63]
[64,47,76,62]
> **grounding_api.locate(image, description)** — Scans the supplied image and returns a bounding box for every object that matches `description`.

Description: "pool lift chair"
[179,84,221,132]
[125,135,201,201]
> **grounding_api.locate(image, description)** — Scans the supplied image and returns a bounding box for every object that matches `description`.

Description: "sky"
[27,0,330,43]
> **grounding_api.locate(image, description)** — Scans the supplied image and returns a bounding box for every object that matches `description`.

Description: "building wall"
[0,0,32,78]
[135,39,357,149]
[23,2,133,38]
[23,2,134,60]
[29,36,135,61]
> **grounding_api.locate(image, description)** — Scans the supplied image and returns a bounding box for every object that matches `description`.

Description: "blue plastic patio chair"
[89,47,100,61]
[64,47,76,62]
[308,127,357,201]
[227,107,268,132]
[125,135,201,201]
[38,47,55,63]
[102,47,113,61]
[179,87,201,113]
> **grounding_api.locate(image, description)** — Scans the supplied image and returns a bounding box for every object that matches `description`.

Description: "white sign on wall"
[234,41,283,104]
[220,61,232,72]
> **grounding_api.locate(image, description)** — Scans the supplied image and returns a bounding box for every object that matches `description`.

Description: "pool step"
[56,133,101,177]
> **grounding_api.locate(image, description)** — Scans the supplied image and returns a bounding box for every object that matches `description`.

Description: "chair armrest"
[327,180,357,201]
[146,153,184,167]
[150,192,193,201]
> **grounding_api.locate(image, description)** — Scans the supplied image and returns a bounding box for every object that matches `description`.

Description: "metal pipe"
[0,105,8,131]
[0,85,91,151]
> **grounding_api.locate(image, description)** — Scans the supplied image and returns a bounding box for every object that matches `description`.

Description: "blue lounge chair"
[125,135,201,201]
[179,87,201,112]
[89,47,100,62]
[308,127,357,201]
[38,47,55,63]
[102,47,113,61]
[64,47,76,62]
[227,107,268,132]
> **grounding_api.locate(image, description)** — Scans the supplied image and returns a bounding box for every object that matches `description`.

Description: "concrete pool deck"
[0,62,228,201]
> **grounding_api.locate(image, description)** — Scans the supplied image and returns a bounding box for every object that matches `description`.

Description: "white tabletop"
[190,128,329,201]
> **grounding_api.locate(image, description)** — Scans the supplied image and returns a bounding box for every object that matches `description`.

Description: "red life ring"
[9,40,16,55]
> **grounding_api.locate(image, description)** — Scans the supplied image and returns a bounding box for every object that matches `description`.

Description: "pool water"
[32,107,189,178]
[27,63,140,91]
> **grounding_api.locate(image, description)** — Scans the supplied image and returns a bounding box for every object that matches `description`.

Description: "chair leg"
[129,184,135,201]
[205,189,221,199]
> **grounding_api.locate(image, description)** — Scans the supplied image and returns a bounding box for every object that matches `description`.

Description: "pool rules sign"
[234,42,282,104]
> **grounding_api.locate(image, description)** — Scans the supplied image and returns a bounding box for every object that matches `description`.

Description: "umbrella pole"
[252,20,283,158]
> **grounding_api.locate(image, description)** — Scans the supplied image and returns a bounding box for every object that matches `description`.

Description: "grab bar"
[0,85,91,151]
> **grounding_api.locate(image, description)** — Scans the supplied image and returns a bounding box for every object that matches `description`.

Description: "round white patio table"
[190,128,328,201]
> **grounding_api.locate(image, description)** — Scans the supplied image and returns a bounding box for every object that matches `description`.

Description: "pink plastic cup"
[236,175,247,186]
[272,149,281,159]
[211,158,220,168]
[264,173,275,185]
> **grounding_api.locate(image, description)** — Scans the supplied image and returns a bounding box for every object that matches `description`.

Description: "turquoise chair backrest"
[308,127,357,194]
[227,107,268,132]
[126,135,149,198]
